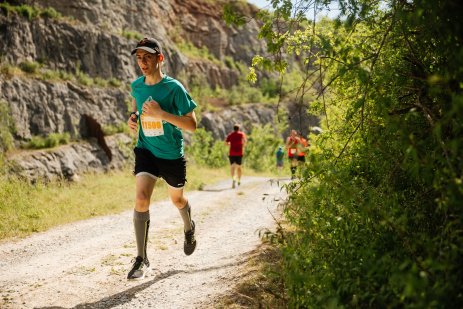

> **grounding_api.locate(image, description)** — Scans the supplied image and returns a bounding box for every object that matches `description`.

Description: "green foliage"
[17,4,39,20]
[188,124,285,173]
[39,7,60,19]
[121,30,143,41]
[108,78,121,88]
[223,2,246,27]
[0,100,15,153]
[244,124,283,172]
[25,133,70,149]
[102,123,129,136]
[253,0,463,307]
[187,128,228,168]
[186,72,277,110]
[0,3,60,20]
[177,40,221,65]
[19,61,40,74]
[1,59,123,89]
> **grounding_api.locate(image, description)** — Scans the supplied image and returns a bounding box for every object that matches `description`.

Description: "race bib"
[140,115,164,136]
[290,148,297,154]
[140,96,164,137]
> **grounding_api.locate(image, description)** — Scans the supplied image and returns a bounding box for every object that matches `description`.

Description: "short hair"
[233,124,240,131]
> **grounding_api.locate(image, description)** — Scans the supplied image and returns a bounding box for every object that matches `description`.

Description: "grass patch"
[177,40,222,66]
[24,132,71,149]
[0,60,123,89]
[121,30,143,41]
[0,164,240,240]
[102,123,129,136]
[0,3,61,20]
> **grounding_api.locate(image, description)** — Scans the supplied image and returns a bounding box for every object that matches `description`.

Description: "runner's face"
[136,50,159,76]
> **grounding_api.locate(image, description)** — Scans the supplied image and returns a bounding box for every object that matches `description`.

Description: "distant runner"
[225,124,247,188]
[276,146,284,176]
[126,37,198,280]
[297,131,309,165]
[285,129,300,179]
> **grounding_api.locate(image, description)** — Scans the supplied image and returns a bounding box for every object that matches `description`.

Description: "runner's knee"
[171,196,186,208]
[135,192,151,210]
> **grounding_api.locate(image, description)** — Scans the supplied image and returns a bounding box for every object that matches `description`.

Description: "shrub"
[19,61,39,74]
[17,4,39,20]
[103,123,129,136]
[187,128,227,168]
[244,124,283,172]
[26,132,70,149]
[121,30,143,41]
[39,7,60,19]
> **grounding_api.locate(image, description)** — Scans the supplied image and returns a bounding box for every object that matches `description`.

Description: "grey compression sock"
[133,210,150,259]
[178,202,193,232]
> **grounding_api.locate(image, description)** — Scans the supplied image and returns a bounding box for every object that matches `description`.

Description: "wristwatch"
[129,111,139,118]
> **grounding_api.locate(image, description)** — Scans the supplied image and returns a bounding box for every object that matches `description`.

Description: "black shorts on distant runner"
[134,147,187,188]
[297,155,305,162]
[229,156,243,165]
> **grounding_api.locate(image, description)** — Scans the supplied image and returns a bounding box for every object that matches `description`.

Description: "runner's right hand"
[127,114,138,134]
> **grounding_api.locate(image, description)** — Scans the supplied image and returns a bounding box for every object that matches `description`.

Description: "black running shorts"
[134,147,187,188]
[229,156,243,165]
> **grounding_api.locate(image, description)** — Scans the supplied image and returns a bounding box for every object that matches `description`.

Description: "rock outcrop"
[9,133,133,182]
[0,77,127,140]
[199,103,277,140]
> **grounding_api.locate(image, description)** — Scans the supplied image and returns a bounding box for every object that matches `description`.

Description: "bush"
[256,1,463,307]
[19,61,39,74]
[39,7,60,19]
[121,30,143,41]
[244,124,283,172]
[17,4,39,20]
[103,123,129,136]
[187,128,227,168]
[26,133,70,149]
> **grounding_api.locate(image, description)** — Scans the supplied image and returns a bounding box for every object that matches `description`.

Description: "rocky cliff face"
[1,0,264,84]
[0,0,284,181]
[1,77,127,139]
[10,133,133,182]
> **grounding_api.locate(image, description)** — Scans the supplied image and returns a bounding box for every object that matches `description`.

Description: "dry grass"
[212,243,288,309]
[0,165,232,241]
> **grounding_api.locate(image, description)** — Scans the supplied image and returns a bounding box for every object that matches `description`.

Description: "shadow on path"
[200,177,290,193]
[37,259,248,309]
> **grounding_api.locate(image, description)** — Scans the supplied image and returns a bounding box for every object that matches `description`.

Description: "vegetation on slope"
[237,0,463,307]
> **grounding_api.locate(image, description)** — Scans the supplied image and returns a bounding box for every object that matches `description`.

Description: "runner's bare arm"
[142,100,197,132]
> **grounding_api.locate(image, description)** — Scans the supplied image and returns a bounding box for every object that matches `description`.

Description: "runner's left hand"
[142,100,164,119]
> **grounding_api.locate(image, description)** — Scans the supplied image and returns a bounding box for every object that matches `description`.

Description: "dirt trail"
[0,176,287,309]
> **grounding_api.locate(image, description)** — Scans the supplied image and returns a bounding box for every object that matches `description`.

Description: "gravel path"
[0,176,287,309]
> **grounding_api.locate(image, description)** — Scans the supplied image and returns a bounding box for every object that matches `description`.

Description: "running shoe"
[127,256,150,280]
[184,221,197,255]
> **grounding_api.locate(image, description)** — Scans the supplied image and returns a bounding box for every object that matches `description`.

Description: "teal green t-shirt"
[131,75,197,159]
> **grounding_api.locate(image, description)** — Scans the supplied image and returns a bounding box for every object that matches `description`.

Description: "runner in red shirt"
[225,124,247,188]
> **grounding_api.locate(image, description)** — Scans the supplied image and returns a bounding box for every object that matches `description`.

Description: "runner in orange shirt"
[297,131,309,165]
[285,129,300,179]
